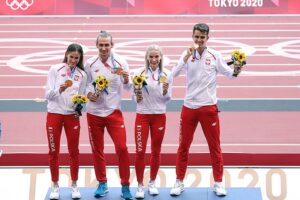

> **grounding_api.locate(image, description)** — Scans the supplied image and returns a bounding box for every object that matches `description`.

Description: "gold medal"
[65,80,73,87]
[193,44,199,49]
[159,76,167,83]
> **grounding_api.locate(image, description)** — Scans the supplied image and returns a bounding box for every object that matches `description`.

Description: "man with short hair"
[85,30,133,200]
[170,23,243,197]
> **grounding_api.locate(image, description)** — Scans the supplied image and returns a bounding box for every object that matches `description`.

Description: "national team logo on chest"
[74,75,80,81]
[205,58,211,65]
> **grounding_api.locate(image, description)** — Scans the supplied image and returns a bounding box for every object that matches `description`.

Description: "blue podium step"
[45,187,262,200]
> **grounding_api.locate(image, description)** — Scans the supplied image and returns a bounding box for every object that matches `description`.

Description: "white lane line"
[1,98,299,100]
[218,86,300,88]
[1,22,300,26]
[0,75,47,77]
[0,14,299,17]
[0,46,70,48]
[0,54,282,60]
[242,64,300,66]
[2,63,300,68]
[0,74,299,78]
[1,56,296,65]
[1,143,300,147]
[0,86,45,89]
[0,61,300,67]
[1,37,300,40]
[181,86,300,88]
[0,86,299,89]
[1,45,300,49]
[1,29,300,33]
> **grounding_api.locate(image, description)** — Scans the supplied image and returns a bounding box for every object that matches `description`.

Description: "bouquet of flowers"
[227,50,246,66]
[133,74,147,87]
[132,74,148,102]
[72,95,88,117]
[93,75,109,95]
[133,74,148,94]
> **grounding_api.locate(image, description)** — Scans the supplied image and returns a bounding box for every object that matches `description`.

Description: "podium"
[45,187,262,200]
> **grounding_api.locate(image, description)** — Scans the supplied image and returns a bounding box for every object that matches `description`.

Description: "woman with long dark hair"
[45,43,87,199]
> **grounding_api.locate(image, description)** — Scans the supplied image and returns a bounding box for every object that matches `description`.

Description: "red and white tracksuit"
[85,53,131,185]
[171,48,235,182]
[45,63,87,182]
[132,67,172,183]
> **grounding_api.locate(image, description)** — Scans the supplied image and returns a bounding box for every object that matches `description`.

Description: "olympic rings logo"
[6,0,34,11]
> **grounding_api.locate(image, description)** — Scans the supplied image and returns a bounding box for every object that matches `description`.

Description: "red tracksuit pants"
[134,113,166,183]
[87,110,130,185]
[176,105,224,182]
[46,112,80,182]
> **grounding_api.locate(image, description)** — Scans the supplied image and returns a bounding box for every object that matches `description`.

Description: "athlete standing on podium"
[169,23,243,197]
[84,31,133,200]
[45,43,87,200]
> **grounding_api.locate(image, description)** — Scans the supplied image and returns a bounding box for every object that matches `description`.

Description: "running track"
[0,15,299,166]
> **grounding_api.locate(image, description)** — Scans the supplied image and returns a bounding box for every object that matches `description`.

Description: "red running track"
[0,15,300,165]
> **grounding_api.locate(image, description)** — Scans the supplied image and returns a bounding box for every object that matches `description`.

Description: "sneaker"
[170,179,184,196]
[49,186,59,200]
[71,185,81,199]
[121,184,133,200]
[213,182,227,196]
[94,181,108,197]
[148,180,159,195]
[135,184,144,199]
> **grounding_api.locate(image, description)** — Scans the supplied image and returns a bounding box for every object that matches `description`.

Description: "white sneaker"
[71,185,81,199]
[49,186,59,200]
[213,182,227,196]
[148,180,159,195]
[170,179,184,196]
[135,184,144,199]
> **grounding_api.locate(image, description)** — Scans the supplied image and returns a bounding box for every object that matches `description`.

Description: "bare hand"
[162,82,169,96]
[134,88,143,103]
[122,71,129,84]
[87,92,98,102]
[59,84,68,94]
[183,46,194,63]
[233,64,243,77]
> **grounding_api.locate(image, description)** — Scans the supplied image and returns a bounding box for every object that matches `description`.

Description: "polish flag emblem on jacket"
[205,59,211,65]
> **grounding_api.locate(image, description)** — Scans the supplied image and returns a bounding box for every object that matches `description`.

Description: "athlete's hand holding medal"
[60,65,75,94]
[109,62,130,84]
[183,44,199,63]
[64,79,73,87]
[114,67,123,75]
[159,75,169,96]
[111,68,130,85]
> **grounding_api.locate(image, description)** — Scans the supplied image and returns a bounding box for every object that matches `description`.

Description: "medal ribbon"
[67,65,76,79]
